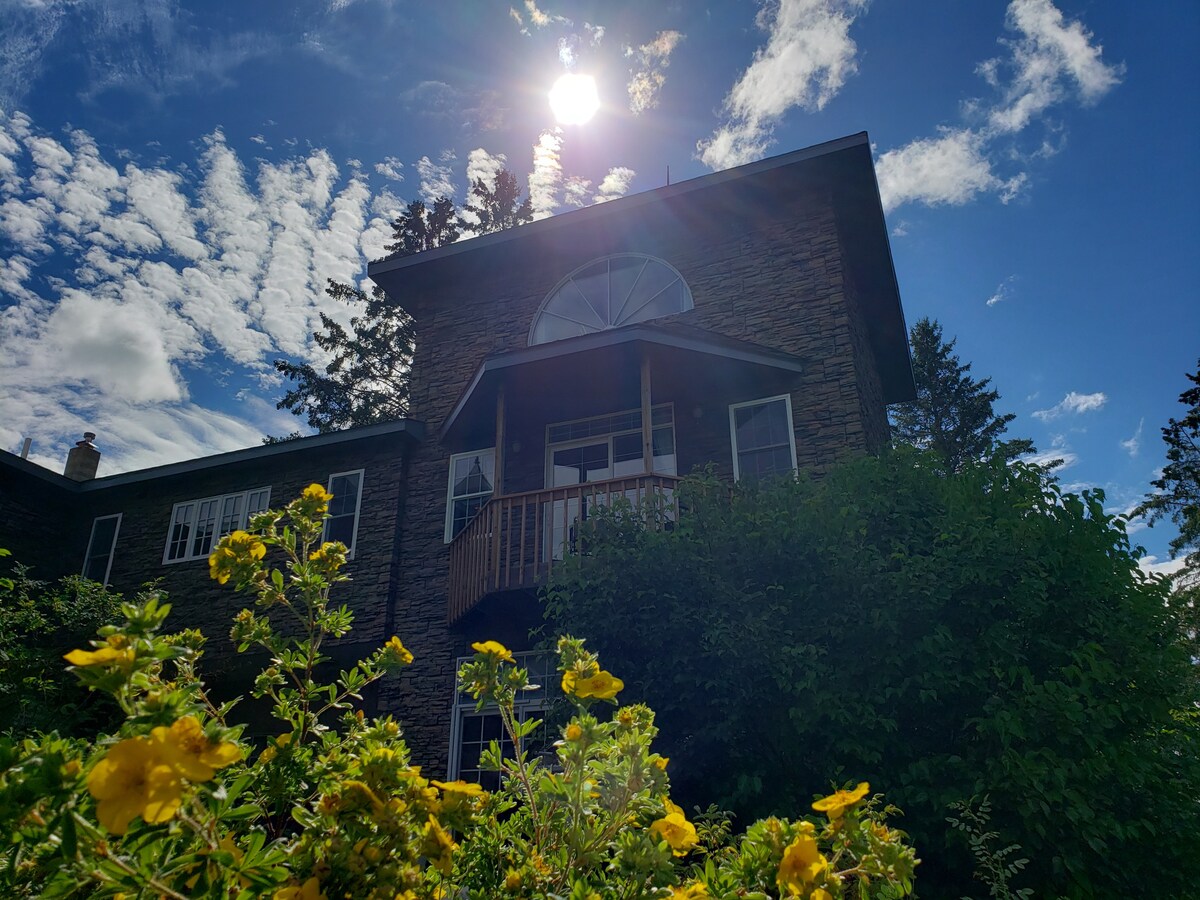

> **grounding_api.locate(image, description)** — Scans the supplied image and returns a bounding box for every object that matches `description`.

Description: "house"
[0,132,913,779]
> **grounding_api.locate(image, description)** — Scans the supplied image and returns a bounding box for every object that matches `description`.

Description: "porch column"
[494,383,506,496]
[640,348,653,474]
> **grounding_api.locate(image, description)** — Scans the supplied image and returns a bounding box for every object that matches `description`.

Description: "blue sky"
[1,0,1196,573]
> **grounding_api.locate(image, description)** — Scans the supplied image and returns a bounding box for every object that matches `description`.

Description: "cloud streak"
[1032,391,1108,422]
[698,0,868,170]
[876,0,1122,212]
[627,30,684,115]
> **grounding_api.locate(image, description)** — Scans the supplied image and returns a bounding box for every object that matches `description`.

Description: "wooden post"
[494,383,506,497]
[640,349,653,474]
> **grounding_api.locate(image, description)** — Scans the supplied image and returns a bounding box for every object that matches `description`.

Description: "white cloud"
[627,30,684,115]
[1022,435,1078,471]
[1032,390,1108,422]
[374,156,405,181]
[562,176,591,207]
[698,0,868,170]
[465,148,507,189]
[0,113,386,475]
[1137,554,1187,579]
[524,0,568,29]
[593,166,635,203]
[415,152,457,204]
[529,129,563,220]
[1120,418,1144,457]
[876,0,1121,212]
[584,22,605,45]
[987,274,1016,307]
[876,128,1026,213]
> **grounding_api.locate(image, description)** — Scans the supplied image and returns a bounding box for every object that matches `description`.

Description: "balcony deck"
[447,473,680,624]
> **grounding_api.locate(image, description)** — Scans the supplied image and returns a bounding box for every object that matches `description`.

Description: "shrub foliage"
[543,451,1200,897]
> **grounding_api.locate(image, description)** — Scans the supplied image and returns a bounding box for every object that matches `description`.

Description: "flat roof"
[1,419,424,492]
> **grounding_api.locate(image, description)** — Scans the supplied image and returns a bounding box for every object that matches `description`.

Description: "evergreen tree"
[461,169,533,235]
[890,317,1033,472]
[1136,358,1200,569]
[384,196,461,258]
[272,280,414,432]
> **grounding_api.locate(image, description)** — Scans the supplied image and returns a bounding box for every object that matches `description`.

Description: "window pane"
[167,504,194,561]
[329,473,362,517]
[192,500,218,557]
[84,517,119,581]
[735,400,790,450]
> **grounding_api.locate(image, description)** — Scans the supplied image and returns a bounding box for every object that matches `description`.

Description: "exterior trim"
[82,513,122,586]
[326,469,366,559]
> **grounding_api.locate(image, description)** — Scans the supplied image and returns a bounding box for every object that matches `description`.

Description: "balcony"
[448,473,680,624]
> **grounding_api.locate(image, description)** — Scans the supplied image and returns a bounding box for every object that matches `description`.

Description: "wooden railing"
[448,473,681,624]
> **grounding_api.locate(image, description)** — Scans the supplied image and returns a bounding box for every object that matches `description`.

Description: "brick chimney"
[64,432,101,481]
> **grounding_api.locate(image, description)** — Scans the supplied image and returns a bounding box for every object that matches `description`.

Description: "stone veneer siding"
[376,179,894,776]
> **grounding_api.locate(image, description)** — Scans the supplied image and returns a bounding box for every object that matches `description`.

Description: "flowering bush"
[0,488,917,898]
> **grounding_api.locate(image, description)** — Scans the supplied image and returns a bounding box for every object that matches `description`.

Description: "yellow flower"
[308,542,345,567]
[274,876,326,900]
[294,483,333,519]
[668,884,710,899]
[811,781,870,819]
[653,756,669,770]
[562,669,624,700]
[811,890,832,900]
[384,635,414,665]
[565,723,583,741]
[650,810,698,857]
[64,645,135,668]
[421,815,458,874]
[471,640,515,663]
[431,779,488,799]
[87,736,183,835]
[260,732,293,763]
[504,870,522,890]
[777,833,828,895]
[150,716,241,783]
[208,531,265,584]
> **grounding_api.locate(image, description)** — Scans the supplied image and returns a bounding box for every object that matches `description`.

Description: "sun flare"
[549,73,599,125]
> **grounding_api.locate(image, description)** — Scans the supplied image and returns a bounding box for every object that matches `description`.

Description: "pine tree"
[272,280,414,432]
[461,169,533,235]
[1136,359,1200,566]
[384,197,461,258]
[890,317,1033,472]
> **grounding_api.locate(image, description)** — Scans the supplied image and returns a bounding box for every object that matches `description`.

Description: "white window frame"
[444,449,496,543]
[83,513,122,586]
[543,404,677,484]
[728,394,798,482]
[162,487,271,564]
[448,651,551,783]
[324,469,365,558]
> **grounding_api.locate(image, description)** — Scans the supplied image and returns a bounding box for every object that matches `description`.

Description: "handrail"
[448,473,680,624]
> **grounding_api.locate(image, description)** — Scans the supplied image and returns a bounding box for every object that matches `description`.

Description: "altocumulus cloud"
[1032,391,1108,422]
[0,110,392,475]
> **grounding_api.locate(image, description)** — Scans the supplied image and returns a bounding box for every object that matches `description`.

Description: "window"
[325,470,364,557]
[528,254,693,345]
[445,450,495,542]
[729,395,798,482]
[448,651,552,788]
[83,514,121,585]
[163,488,270,563]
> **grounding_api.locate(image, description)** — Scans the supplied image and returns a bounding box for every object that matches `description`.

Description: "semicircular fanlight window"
[528,254,693,346]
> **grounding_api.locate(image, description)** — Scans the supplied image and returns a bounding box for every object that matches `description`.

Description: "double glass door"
[544,406,676,557]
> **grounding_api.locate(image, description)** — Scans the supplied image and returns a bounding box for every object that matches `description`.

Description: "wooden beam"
[494,384,506,496]
[640,350,653,473]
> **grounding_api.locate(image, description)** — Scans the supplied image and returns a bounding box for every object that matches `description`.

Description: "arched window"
[528,254,693,346]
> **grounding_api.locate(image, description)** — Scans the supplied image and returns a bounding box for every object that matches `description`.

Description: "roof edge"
[439,325,805,440]
[3,420,425,492]
[368,133,870,280]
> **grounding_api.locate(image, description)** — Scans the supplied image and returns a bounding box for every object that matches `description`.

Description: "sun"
[549,73,599,125]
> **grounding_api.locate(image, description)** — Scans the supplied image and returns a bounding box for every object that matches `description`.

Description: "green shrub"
[543,451,1200,897]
